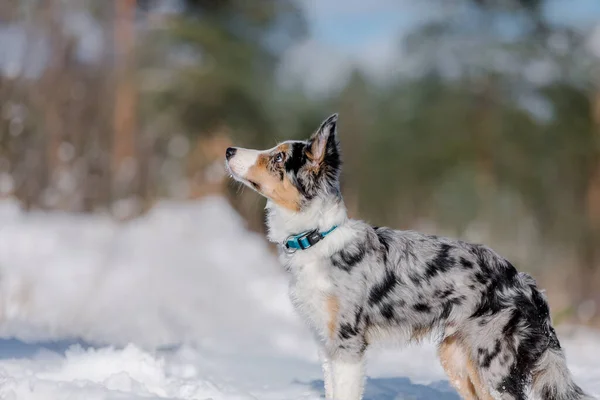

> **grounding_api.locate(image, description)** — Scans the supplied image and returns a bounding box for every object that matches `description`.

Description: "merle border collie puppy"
[225,114,590,400]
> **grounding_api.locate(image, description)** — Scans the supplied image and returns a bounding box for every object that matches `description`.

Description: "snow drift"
[0,197,597,400]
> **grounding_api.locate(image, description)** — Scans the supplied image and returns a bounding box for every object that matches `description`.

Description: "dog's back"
[364,227,589,400]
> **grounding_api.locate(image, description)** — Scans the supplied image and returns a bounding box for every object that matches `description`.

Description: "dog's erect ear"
[307,113,339,164]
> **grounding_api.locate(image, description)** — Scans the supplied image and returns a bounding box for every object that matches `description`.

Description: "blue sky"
[300,0,420,51]
[277,0,600,94]
[305,0,600,49]
[545,0,600,26]
[279,0,423,93]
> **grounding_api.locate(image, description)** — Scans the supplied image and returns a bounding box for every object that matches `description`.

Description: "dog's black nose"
[225,147,237,160]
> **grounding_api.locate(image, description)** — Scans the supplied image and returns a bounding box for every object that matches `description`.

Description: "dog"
[225,114,590,400]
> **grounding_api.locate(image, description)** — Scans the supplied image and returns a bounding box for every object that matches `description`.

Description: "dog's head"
[225,114,341,212]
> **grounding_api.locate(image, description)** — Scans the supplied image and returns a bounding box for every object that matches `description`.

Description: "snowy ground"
[0,196,598,399]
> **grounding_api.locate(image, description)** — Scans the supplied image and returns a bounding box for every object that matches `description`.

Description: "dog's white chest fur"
[288,258,333,338]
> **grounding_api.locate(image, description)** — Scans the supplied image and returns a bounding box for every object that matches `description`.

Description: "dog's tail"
[531,327,591,399]
[521,278,592,400]
[531,343,591,400]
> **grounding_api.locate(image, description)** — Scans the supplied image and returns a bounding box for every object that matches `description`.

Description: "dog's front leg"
[323,297,368,399]
[330,354,365,400]
[321,338,366,400]
[318,346,334,398]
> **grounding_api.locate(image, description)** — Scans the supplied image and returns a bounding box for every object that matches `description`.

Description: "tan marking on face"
[277,143,291,153]
[244,143,301,211]
[326,295,340,339]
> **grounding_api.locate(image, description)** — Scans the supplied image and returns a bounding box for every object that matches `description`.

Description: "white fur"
[331,359,365,400]
[288,259,334,339]
[226,148,260,177]
[319,347,335,399]
[267,197,356,341]
[267,197,369,400]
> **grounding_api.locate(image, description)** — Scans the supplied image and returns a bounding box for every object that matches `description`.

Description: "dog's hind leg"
[464,350,496,400]
[439,335,481,400]
[468,308,530,400]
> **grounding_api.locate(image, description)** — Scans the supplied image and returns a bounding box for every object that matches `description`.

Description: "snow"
[0,196,598,399]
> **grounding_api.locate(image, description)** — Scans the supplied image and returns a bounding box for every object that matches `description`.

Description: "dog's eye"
[274,152,285,165]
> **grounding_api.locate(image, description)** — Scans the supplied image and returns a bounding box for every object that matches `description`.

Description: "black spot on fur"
[375,228,392,265]
[460,257,474,269]
[354,306,364,327]
[440,303,453,320]
[424,244,455,280]
[469,254,520,319]
[368,269,398,306]
[470,290,503,319]
[413,303,431,313]
[381,303,395,320]
[435,287,455,299]
[339,323,358,340]
[502,309,522,337]
[331,245,366,272]
[285,142,308,174]
[440,296,465,320]
[473,271,487,285]
[285,142,309,195]
[479,339,502,368]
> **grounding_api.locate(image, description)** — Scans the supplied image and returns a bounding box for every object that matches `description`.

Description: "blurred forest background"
[1,0,600,326]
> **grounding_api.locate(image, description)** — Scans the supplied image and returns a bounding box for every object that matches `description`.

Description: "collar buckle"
[283,236,298,254]
[282,225,338,253]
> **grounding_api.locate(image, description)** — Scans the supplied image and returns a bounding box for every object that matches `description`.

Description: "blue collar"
[284,225,338,253]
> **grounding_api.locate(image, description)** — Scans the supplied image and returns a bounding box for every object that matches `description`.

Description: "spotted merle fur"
[367,269,398,306]
[228,113,590,400]
[339,323,359,340]
[479,339,502,368]
[380,303,395,321]
[459,257,474,269]
[424,243,454,279]
[375,227,392,264]
[331,242,368,272]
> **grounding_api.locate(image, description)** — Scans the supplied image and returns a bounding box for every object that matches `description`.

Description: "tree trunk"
[112,0,139,217]
[580,88,600,324]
